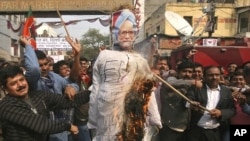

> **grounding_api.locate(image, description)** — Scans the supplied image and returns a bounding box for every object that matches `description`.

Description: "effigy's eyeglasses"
[118,30,135,37]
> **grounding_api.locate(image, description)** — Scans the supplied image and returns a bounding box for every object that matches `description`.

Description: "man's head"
[35,50,50,77]
[193,62,203,80]
[230,71,246,88]
[203,66,221,89]
[155,56,170,72]
[53,60,70,78]
[0,66,28,98]
[227,63,237,74]
[177,61,194,79]
[111,9,138,51]
[80,57,89,70]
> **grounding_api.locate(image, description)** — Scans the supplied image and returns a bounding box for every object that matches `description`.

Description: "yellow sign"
[0,0,132,12]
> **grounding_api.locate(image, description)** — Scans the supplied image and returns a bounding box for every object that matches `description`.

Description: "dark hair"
[243,66,250,77]
[35,50,47,60]
[53,60,69,74]
[229,70,244,81]
[80,56,89,62]
[0,65,24,88]
[193,62,203,68]
[154,56,171,69]
[242,61,250,68]
[177,61,194,72]
[235,66,243,73]
[203,65,220,75]
[227,62,237,67]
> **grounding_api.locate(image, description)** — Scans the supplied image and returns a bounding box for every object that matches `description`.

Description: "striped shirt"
[0,90,90,141]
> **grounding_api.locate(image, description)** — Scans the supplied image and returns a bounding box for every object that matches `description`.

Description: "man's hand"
[209,109,221,118]
[232,91,247,105]
[19,36,31,46]
[65,36,81,55]
[190,101,201,111]
[70,124,79,135]
[64,85,77,100]
[193,79,203,88]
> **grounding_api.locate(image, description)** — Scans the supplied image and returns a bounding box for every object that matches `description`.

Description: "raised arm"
[19,36,40,90]
[65,36,81,83]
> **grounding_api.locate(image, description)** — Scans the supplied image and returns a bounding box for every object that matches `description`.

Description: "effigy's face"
[118,20,135,51]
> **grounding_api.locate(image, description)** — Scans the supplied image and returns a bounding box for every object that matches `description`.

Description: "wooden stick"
[153,74,210,112]
[56,8,70,37]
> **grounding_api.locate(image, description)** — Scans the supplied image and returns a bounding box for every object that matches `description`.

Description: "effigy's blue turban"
[111,9,138,43]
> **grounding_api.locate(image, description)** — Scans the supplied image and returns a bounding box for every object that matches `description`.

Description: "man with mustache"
[19,36,80,141]
[186,66,236,141]
[0,65,90,141]
[154,56,172,80]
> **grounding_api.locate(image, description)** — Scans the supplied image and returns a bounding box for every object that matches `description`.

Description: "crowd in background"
[150,53,250,141]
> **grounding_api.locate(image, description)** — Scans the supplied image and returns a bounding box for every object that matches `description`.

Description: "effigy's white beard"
[119,41,133,50]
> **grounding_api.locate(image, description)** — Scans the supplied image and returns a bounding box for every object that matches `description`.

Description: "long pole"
[153,74,210,112]
[56,8,70,37]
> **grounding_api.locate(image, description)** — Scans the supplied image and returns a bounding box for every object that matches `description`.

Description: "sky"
[35,15,110,39]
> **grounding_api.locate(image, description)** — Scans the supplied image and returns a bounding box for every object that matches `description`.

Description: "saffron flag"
[22,6,37,49]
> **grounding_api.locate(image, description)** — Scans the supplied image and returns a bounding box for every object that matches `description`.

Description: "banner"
[36,37,72,51]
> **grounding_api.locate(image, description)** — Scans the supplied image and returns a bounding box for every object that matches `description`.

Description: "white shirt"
[197,85,220,129]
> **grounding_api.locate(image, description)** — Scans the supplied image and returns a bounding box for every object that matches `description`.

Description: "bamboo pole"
[153,74,210,112]
[56,8,70,37]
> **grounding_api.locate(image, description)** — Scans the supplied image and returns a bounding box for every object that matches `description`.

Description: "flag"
[22,6,37,49]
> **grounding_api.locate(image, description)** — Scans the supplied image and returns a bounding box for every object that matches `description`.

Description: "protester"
[226,63,238,81]
[53,59,78,137]
[20,36,79,141]
[159,61,202,141]
[220,71,250,141]
[53,60,71,78]
[0,65,90,141]
[87,5,162,141]
[65,37,92,141]
[154,56,172,79]
[193,62,204,81]
[186,66,236,141]
[153,56,175,112]
[229,71,250,124]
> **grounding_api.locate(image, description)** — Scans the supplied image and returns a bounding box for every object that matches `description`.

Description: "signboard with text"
[36,37,72,51]
[0,0,132,12]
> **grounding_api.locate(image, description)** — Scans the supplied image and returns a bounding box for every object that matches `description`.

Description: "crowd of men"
[152,56,250,141]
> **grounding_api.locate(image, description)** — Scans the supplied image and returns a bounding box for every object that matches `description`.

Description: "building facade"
[235,0,250,37]
[142,0,250,56]
[145,2,237,38]
[0,15,24,64]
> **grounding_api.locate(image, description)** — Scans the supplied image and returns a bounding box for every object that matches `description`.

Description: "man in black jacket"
[186,66,236,141]
[159,61,203,141]
[0,65,90,141]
